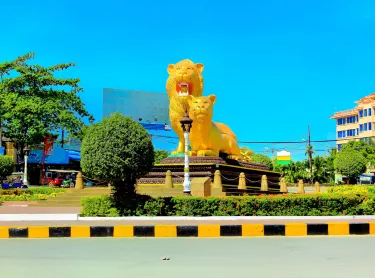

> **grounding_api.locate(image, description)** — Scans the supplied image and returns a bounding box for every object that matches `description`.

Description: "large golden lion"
[187,94,242,159]
[166,59,204,154]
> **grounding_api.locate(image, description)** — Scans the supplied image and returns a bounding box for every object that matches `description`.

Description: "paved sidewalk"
[0,205,81,214]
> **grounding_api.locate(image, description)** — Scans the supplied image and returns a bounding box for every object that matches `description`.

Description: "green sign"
[277,160,290,165]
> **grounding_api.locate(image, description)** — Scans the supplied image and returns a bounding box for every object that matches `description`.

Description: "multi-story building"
[330,93,375,150]
[102,88,170,124]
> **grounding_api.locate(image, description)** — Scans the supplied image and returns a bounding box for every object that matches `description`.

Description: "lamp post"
[23,146,30,187]
[179,111,193,196]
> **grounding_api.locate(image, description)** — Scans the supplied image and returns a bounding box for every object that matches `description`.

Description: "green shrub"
[0,155,14,180]
[327,185,374,194]
[0,187,66,196]
[81,196,120,217]
[80,193,374,217]
[0,187,66,201]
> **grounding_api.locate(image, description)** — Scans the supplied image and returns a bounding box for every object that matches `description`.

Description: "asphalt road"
[0,237,373,278]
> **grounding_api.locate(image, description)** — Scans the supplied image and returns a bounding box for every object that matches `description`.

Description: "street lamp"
[23,146,30,187]
[179,110,193,196]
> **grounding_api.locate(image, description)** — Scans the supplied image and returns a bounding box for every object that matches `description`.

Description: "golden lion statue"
[166,59,204,154]
[187,95,242,159]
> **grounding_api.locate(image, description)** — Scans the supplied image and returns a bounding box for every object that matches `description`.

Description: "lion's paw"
[197,150,218,156]
[227,155,242,160]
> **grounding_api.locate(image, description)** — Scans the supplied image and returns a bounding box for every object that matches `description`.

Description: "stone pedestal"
[212,170,222,189]
[75,172,84,189]
[191,177,211,197]
[165,170,174,188]
[279,178,288,193]
[297,179,305,194]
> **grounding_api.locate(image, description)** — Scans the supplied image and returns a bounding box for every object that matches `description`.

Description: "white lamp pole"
[180,111,193,196]
[23,146,30,186]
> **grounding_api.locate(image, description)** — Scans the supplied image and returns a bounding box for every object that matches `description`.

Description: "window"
[369,108,372,116]
[360,110,363,118]
[337,119,342,125]
[357,128,359,135]
[338,144,342,151]
[356,115,359,122]
[338,131,343,138]
[365,109,368,117]
[347,129,356,136]
[360,124,363,132]
[364,123,368,131]
[343,130,347,137]
[369,122,372,130]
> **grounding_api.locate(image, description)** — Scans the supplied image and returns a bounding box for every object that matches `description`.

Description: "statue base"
[137,156,281,195]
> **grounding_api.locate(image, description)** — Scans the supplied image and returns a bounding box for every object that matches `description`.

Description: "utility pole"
[61,128,65,148]
[307,125,313,185]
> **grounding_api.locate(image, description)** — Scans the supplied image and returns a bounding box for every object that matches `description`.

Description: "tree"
[0,155,14,180]
[251,153,273,170]
[0,53,94,156]
[80,113,154,202]
[313,155,334,184]
[341,140,374,158]
[154,150,168,164]
[305,144,314,184]
[334,149,367,183]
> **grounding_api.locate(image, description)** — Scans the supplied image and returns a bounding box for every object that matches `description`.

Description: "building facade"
[102,88,170,124]
[330,93,375,150]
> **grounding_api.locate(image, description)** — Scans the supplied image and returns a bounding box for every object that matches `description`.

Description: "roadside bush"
[0,188,66,201]
[327,185,375,194]
[0,155,14,180]
[81,196,120,217]
[80,193,374,217]
[0,188,66,196]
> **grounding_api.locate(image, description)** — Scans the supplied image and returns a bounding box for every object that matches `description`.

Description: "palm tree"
[305,144,315,184]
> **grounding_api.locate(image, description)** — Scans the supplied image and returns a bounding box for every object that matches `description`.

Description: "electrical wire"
[148,133,351,144]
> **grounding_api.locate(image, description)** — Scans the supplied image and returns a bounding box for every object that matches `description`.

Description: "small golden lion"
[187,95,242,159]
[166,59,204,154]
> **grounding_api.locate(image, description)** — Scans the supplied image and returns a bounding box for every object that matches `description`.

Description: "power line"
[149,133,344,144]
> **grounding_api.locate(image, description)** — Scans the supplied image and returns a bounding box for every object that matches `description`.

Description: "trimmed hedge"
[0,187,66,201]
[327,185,375,194]
[80,193,375,217]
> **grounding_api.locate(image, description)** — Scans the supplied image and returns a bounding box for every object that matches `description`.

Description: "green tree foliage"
[273,160,309,183]
[80,113,154,202]
[334,149,367,183]
[341,140,375,167]
[154,150,168,164]
[312,155,334,184]
[251,153,273,170]
[0,156,14,180]
[0,53,93,154]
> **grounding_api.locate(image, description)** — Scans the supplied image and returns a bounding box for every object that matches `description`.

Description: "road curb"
[2,215,375,221]
[78,216,375,221]
[0,214,79,221]
[0,223,374,238]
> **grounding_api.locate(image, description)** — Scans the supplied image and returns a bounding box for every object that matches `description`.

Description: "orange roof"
[356,92,375,104]
[330,109,357,119]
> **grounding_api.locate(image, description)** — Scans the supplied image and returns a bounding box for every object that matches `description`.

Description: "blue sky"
[2,0,375,160]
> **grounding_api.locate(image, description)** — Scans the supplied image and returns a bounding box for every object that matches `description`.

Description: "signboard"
[43,136,55,156]
[276,150,291,165]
